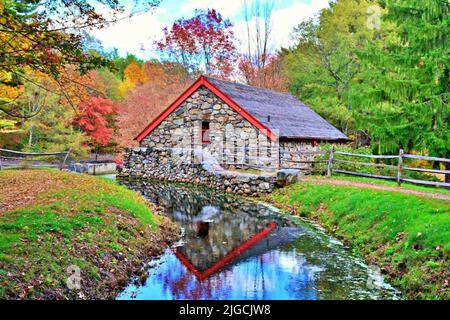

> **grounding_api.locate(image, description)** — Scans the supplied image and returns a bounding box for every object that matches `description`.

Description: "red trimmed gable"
[134,76,277,142]
[173,222,277,281]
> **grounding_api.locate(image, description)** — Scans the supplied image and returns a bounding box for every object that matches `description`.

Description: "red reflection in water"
[173,222,277,282]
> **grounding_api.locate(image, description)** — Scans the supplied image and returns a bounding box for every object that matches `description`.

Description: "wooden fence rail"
[324,148,450,188]
[0,148,72,170]
[157,146,449,188]
[282,147,449,188]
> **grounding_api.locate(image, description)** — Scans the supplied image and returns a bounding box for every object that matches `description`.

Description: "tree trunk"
[28,124,33,147]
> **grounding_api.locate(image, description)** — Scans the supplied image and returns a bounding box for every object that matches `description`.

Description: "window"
[201,121,210,144]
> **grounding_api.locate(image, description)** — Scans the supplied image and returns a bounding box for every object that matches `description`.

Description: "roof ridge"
[203,75,294,98]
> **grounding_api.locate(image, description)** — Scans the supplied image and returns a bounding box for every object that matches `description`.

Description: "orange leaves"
[238,55,288,92]
[58,67,105,107]
[124,62,147,87]
[115,61,189,150]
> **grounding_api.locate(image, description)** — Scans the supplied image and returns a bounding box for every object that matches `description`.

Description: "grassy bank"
[267,181,450,300]
[0,169,179,299]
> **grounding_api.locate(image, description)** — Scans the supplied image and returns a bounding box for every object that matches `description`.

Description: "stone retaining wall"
[119,147,277,196]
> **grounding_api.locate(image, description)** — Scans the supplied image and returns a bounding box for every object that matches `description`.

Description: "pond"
[117,179,400,300]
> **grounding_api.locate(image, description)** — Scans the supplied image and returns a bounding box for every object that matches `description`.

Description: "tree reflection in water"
[117,180,400,300]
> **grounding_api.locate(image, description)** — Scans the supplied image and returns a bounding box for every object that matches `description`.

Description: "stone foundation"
[119,147,277,196]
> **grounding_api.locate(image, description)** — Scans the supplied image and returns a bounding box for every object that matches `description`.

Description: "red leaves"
[156,9,236,78]
[73,96,117,146]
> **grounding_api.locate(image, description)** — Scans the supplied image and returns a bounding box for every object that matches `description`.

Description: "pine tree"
[351,0,449,161]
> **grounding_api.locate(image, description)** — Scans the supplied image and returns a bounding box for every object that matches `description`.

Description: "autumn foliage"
[1,5,289,158]
[239,55,288,92]
[73,96,117,146]
[115,61,189,150]
[156,9,236,78]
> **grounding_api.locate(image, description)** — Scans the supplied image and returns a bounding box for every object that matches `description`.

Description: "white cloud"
[179,0,243,18]
[270,0,329,48]
[91,8,166,59]
[233,0,329,54]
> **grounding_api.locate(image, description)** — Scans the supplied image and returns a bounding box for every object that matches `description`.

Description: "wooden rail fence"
[0,148,72,170]
[158,145,450,188]
[324,147,450,188]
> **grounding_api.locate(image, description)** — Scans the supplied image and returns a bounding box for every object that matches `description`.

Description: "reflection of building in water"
[174,222,278,281]
[120,179,301,279]
[117,179,401,300]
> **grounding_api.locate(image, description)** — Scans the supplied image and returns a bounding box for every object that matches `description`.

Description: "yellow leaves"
[117,62,147,98]
[0,71,23,102]
[117,79,135,98]
[0,84,22,102]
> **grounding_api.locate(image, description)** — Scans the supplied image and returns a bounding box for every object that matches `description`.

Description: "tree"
[73,96,117,147]
[112,53,144,81]
[0,0,159,117]
[238,53,288,91]
[284,0,380,142]
[350,0,449,181]
[25,93,88,158]
[93,69,123,101]
[16,74,88,157]
[239,0,275,87]
[124,62,147,87]
[156,9,236,78]
[115,61,189,150]
[20,74,52,147]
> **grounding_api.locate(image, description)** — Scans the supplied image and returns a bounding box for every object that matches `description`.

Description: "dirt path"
[302,178,450,201]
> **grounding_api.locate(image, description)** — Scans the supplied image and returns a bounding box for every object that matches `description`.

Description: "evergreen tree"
[350,0,449,160]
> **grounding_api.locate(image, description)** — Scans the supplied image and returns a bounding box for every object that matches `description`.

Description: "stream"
[116,179,401,300]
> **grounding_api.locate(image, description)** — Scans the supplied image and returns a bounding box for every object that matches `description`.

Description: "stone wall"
[119,147,277,196]
[279,141,322,169]
[139,85,324,169]
[121,86,329,193]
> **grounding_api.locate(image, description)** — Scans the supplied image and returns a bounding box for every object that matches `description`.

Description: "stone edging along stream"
[119,147,301,196]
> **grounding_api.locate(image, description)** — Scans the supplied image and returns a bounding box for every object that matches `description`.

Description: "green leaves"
[285,0,448,159]
[350,0,449,156]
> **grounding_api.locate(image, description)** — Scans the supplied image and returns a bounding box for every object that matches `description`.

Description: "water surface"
[117,180,400,300]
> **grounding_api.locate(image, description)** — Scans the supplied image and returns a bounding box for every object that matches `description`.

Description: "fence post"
[60,148,72,171]
[327,146,334,177]
[397,149,404,186]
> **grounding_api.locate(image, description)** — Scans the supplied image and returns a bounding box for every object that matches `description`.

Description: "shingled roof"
[135,76,349,142]
[205,76,348,141]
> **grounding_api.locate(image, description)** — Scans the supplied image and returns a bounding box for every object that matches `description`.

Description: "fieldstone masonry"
[139,86,322,169]
[119,147,277,196]
[122,85,324,194]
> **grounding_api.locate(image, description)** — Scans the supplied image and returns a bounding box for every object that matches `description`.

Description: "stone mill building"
[121,76,348,194]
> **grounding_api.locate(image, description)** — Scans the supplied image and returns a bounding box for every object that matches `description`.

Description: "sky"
[91,0,330,60]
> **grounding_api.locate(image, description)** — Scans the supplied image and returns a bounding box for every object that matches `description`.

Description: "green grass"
[0,169,177,299]
[316,174,450,195]
[269,182,450,300]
